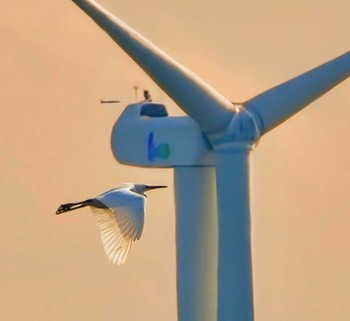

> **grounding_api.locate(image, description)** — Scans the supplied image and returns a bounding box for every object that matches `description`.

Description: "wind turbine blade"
[245,51,350,134]
[71,0,233,135]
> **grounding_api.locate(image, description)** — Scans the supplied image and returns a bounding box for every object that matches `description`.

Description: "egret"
[56,183,167,265]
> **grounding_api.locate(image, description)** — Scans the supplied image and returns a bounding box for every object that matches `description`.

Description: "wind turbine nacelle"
[111,102,214,168]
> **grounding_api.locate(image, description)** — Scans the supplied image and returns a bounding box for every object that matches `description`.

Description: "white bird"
[56,183,167,265]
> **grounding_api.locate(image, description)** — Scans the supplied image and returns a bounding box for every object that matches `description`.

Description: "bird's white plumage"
[57,183,166,264]
[91,185,145,265]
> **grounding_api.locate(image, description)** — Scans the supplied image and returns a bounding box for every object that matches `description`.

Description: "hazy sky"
[1,1,349,320]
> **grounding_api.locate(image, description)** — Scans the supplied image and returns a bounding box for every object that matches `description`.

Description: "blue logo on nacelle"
[148,132,170,161]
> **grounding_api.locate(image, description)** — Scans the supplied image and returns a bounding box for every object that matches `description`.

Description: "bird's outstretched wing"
[91,190,145,265]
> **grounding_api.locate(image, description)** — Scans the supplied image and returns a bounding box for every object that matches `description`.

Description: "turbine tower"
[69,1,350,320]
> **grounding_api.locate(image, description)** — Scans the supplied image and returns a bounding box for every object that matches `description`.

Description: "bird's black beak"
[145,185,167,191]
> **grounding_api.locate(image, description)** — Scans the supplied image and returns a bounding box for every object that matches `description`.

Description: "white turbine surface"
[174,167,217,321]
[56,183,166,265]
[68,1,350,320]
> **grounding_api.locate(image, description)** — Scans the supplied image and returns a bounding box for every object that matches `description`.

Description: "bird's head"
[131,184,167,196]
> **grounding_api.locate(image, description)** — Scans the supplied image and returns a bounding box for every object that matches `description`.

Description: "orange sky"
[1,1,349,320]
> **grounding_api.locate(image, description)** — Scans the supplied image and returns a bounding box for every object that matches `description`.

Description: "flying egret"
[56,183,167,265]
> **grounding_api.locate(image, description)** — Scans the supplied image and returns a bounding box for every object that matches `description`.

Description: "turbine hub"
[209,105,261,150]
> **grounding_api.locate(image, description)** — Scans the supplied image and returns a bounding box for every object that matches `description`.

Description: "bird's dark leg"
[56,199,92,215]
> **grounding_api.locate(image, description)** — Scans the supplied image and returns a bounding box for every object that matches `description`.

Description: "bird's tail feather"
[56,200,92,215]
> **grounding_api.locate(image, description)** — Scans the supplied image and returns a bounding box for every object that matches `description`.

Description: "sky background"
[1,0,349,320]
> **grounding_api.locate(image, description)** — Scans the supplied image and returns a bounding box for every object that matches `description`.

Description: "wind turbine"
[68,1,350,320]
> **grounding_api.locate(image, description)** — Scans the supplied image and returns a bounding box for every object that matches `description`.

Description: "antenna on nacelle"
[100,99,121,104]
[133,86,138,102]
